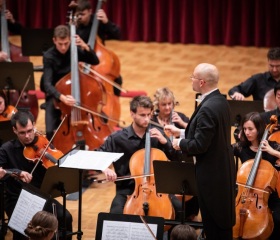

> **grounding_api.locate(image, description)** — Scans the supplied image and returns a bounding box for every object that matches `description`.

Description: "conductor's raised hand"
[164,125,181,138]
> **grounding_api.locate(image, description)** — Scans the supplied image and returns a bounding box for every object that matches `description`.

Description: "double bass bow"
[233,115,279,239]
[123,124,175,231]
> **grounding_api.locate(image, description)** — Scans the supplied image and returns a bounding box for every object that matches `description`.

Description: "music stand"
[0,120,14,146]
[95,212,165,240]
[0,62,35,91]
[227,100,264,127]
[153,161,202,228]
[21,28,54,56]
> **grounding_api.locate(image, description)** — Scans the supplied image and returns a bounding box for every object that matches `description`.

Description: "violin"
[23,134,63,170]
[0,105,16,121]
[233,115,279,239]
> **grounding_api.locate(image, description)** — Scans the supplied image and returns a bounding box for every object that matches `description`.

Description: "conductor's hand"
[164,125,181,138]
[150,127,167,144]
[96,9,108,24]
[230,92,245,101]
[172,138,181,150]
[19,171,33,183]
[103,168,117,182]
[60,94,76,107]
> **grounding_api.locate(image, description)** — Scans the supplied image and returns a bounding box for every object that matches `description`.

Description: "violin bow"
[13,75,31,111]
[30,115,67,175]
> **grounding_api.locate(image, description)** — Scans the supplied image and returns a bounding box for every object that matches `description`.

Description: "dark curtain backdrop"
[6,0,280,47]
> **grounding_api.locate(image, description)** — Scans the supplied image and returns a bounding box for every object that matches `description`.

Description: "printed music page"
[101,220,157,240]
[59,150,123,171]
[8,189,46,236]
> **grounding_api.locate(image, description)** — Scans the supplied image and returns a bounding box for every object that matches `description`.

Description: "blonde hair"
[153,87,178,110]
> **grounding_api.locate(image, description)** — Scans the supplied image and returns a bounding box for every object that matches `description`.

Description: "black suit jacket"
[180,89,236,229]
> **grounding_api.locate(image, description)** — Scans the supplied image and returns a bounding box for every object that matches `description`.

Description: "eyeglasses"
[190,74,202,80]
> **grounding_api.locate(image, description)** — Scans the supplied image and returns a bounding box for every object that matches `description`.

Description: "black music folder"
[95,212,164,240]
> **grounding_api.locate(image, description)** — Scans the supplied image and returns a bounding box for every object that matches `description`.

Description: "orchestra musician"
[0,90,16,120]
[228,47,280,101]
[41,24,99,140]
[24,211,58,240]
[0,0,23,61]
[152,87,200,222]
[75,0,123,96]
[97,96,177,214]
[165,63,236,240]
[0,111,73,240]
[232,112,280,240]
[261,83,280,124]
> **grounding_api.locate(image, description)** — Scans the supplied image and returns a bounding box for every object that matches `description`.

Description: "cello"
[80,0,121,129]
[233,116,278,239]
[123,125,175,231]
[53,4,110,153]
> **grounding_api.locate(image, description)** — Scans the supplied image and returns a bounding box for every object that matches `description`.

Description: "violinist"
[0,90,16,120]
[0,111,73,240]
[261,83,280,124]
[75,0,123,96]
[97,96,176,214]
[152,87,199,222]
[41,24,99,140]
[232,112,280,240]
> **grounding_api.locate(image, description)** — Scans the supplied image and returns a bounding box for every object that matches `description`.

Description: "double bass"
[1,0,38,120]
[123,125,175,231]
[80,0,121,129]
[53,4,110,153]
[233,116,278,239]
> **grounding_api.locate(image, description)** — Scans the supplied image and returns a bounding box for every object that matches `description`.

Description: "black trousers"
[45,97,62,140]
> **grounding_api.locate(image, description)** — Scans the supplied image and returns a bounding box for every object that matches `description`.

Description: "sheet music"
[101,220,157,240]
[8,189,46,236]
[59,150,123,171]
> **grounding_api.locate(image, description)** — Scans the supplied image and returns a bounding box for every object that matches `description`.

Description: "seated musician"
[41,24,99,140]
[75,0,123,96]
[261,83,280,124]
[151,87,199,222]
[0,111,73,240]
[0,90,16,120]
[232,112,280,240]
[97,96,175,213]
[0,0,23,61]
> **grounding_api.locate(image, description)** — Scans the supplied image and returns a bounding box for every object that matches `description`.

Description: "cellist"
[41,25,99,140]
[96,96,178,215]
[232,112,280,240]
[75,0,123,96]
